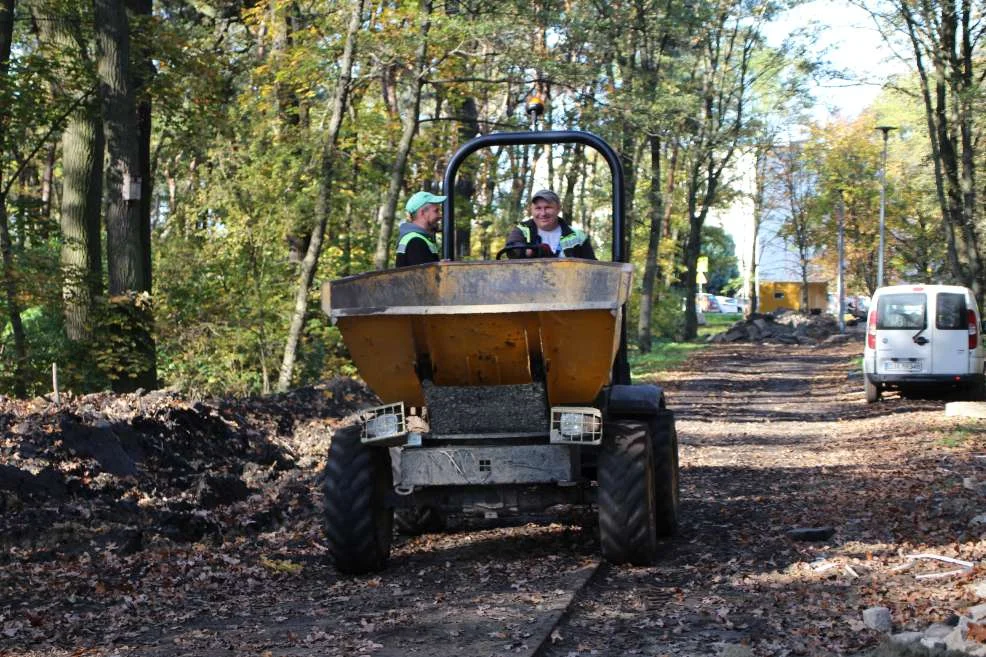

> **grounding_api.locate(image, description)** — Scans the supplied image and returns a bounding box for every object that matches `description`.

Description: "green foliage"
[629,342,706,380]
[90,293,156,387]
[1,0,960,399]
[0,306,70,396]
[700,225,739,294]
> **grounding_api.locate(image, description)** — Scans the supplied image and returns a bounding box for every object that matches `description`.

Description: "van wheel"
[598,419,659,566]
[323,425,393,575]
[864,376,881,404]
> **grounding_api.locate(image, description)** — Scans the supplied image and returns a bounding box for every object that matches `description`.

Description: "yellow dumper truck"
[320,131,680,574]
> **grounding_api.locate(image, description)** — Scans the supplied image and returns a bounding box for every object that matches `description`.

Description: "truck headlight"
[550,407,602,444]
[365,413,399,438]
[359,402,406,444]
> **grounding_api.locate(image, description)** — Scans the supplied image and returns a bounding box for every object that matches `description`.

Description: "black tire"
[322,425,393,575]
[598,418,659,566]
[650,410,679,538]
[864,375,881,404]
[394,506,447,536]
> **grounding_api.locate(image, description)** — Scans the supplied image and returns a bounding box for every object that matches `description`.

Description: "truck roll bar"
[441,131,628,263]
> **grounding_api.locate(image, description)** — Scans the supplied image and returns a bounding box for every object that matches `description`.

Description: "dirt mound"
[0,377,378,563]
[709,311,857,345]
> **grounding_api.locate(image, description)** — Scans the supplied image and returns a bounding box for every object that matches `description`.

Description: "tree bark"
[637,134,663,352]
[95,0,156,390]
[371,0,433,271]
[59,106,104,342]
[276,0,364,392]
[0,0,27,396]
[127,0,153,293]
[31,1,106,344]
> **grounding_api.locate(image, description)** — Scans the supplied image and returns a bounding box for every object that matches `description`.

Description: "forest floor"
[3,329,986,656]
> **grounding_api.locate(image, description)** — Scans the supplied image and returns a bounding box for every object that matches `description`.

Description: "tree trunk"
[637,134,663,352]
[59,106,105,342]
[32,1,105,345]
[276,0,364,392]
[371,0,433,270]
[127,0,153,293]
[95,0,155,391]
[0,0,27,396]
[40,143,55,220]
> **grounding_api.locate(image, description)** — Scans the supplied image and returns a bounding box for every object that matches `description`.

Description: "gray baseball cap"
[531,189,560,205]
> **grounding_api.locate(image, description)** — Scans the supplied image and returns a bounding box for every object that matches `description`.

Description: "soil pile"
[709,311,854,345]
[0,378,378,562]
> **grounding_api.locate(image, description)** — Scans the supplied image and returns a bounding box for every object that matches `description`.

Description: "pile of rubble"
[0,377,378,559]
[708,311,856,345]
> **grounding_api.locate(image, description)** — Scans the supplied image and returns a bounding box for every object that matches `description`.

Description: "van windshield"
[877,293,926,330]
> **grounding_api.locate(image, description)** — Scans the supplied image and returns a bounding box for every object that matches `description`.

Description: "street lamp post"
[876,125,896,287]
[837,190,846,334]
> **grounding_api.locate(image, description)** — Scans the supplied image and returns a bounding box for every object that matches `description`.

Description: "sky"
[764,0,909,121]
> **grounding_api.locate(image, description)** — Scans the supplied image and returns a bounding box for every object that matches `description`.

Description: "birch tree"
[276,0,364,392]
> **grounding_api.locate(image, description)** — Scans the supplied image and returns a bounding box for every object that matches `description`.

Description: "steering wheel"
[495,242,554,260]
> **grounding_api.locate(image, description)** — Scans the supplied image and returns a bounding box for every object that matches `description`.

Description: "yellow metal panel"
[540,309,619,405]
[759,281,829,313]
[807,283,828,312]
[424,314,534,386]
[336,316,424,406]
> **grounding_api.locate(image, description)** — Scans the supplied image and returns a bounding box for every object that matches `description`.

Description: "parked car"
[715,296,739,314]
[863,284,986,403]
[696,293,720,313]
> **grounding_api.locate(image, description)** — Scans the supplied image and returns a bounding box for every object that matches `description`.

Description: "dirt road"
[4,336,986,657]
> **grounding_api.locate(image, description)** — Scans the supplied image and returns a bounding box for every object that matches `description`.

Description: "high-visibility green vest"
[516,222,588,254]
[397,231,438,255]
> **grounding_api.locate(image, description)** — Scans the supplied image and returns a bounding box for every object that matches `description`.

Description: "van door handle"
[913,336,929,345]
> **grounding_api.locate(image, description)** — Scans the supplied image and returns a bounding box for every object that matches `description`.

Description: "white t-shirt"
[538,225,563,257]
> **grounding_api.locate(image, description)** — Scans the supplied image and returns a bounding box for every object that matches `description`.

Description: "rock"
[968,604,986,621]
[786,526,835,542]
[945,402,986,419]
[970,581,986,599]
[889,631,923,645]
[921,636,946,650]
[970,513,986,526]
[717,644,754,657]
[862,606,893,632]
[944,617,972,652]
[924,623,954,639]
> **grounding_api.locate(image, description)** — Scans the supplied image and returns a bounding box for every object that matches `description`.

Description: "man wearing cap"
[396,191,446,267]
[505,189,595,259]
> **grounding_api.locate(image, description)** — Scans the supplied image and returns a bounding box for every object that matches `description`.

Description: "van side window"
[773,292,784,299]
[877,293,926,330]
[936,293,967,330]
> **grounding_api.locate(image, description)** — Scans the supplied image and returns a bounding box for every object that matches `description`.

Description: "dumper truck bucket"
[322,258,633,407]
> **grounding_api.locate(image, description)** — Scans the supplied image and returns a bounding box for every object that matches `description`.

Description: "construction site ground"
[3,329,986,656]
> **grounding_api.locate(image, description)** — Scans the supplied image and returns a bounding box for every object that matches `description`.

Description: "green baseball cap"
[405,191,447,215]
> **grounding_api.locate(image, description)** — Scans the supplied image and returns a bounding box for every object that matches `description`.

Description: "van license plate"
[883,359,922,372]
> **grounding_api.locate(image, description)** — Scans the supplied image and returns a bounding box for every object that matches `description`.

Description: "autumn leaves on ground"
[2,335,986,657]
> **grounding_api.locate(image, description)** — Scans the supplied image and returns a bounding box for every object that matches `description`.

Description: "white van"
[863,284,985,403]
